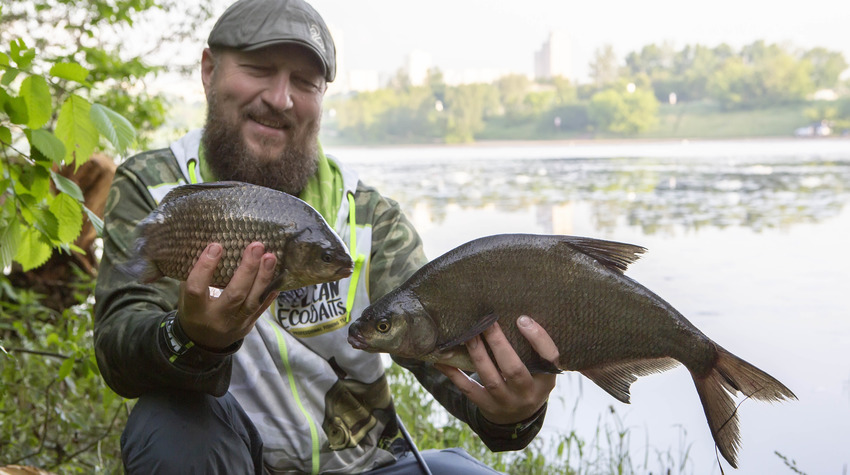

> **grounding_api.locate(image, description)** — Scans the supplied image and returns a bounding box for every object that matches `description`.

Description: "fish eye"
[321,252,332,263]
[376,319,391,333]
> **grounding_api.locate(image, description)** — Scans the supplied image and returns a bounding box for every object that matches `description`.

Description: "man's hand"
[178,242,279,350]
[436,315,559,425]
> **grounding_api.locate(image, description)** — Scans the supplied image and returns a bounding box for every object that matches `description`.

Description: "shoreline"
[323,135,850,150]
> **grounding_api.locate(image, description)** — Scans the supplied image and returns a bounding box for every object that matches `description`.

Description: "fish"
[122,181,353,295]
[347,233,796,468]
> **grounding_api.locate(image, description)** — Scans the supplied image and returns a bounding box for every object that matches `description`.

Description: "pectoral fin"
[581,357,679,403]
[436,312,499,351]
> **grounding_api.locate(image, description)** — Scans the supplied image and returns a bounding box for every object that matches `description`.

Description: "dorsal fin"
[160,181,245,204]
[559,236,647,274]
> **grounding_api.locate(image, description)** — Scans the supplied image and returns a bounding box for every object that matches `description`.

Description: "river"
[326,138,850,475]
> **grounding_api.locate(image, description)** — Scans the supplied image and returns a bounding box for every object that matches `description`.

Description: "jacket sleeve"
[366,190,547,452]
[93,168,235,398]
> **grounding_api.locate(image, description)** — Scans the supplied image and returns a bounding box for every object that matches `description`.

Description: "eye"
[376,319,391,333]
[321,252,333,263]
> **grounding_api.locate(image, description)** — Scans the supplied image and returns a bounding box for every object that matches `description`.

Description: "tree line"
[324,41,850,144]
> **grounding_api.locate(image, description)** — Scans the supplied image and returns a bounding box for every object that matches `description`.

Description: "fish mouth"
[336,265,354,279]
[347,332,370,350]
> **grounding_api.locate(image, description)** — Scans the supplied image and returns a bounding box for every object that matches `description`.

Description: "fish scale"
[123,181,353,294]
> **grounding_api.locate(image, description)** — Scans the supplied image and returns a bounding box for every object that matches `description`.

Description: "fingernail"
[252,244,263,259]
[263,256,275,270]
[518,315,533,328]
[467,336,478,350]
[207,244,221,258]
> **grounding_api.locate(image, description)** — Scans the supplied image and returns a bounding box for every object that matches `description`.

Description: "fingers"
[516,315,560,367]
[481,322,533,385]
[184,243,223,302]
[178,242,277,350]
[219,242,266,308]
[449,316,559,425]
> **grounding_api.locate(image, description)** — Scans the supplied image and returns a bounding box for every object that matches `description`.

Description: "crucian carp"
[122,181,353,295]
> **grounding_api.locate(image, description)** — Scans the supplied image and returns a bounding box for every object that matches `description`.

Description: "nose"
[263,73,294,111]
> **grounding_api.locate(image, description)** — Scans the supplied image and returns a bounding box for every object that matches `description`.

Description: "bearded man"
[94,0,559,473]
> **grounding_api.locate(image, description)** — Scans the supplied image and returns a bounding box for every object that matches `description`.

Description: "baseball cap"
[207,0,336,82]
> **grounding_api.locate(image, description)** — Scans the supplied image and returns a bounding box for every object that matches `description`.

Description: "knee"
[121,391,261,474]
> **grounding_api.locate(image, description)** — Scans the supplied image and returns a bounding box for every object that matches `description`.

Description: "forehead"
[224,43,325,76]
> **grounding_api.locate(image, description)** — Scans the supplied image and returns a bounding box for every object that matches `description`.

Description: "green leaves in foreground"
[1,39,136,272]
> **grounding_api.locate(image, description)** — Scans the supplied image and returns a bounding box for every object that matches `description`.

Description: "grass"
[387,364,697,475]
[639,102,810,139]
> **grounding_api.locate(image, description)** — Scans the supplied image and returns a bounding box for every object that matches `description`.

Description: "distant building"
[405,50,433,86]
[534,31,572,81]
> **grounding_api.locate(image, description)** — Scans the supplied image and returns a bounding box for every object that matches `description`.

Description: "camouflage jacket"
[94,130,546,473]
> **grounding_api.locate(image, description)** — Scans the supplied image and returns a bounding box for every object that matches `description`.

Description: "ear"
[201,48,217,95]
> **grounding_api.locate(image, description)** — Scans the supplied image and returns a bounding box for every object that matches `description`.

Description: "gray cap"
[208,0,336,82]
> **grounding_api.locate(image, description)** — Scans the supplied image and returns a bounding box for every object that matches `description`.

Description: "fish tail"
[693,346,797,468]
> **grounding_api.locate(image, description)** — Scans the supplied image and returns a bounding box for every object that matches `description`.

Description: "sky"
[148,0,850,98]
[302,0,850,81]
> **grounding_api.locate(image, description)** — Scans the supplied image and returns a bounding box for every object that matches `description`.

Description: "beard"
[201,88,320,195]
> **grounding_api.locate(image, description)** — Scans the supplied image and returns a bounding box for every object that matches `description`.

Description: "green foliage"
[1,0,215,470]
[326,41,844,145]
[588,85,659,134]
[388,365,695,474]
[0,273,129,472]
[0,39,131,271]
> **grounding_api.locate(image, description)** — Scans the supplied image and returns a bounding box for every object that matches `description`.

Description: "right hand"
[177,242,279,350]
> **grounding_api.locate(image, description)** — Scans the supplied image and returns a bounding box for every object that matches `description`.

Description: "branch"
[4,347,71,360]
[47,400,127,470]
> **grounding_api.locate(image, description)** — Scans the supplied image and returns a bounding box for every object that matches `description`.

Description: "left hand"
[435,315,559,425]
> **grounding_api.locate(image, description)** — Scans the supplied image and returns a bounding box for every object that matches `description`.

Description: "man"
[94,0,560,472]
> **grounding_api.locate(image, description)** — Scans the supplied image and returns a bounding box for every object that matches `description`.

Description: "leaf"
[0,125,11,145]
[15,227,52,271]
[49,62,89,84]
[4,94,29,125]
[90,103,136,154]
[15,163,50,198]
[49,192,83,243]
[30,129,66,163]
[50,171,85,201]
[58,357,75,380]
[10,39,35,69]
[54,95,98,166]
[0,52,9,67]
[83,206,104,237]
[33,207,60,241]
[0,218,22,270]
[21,75,52,129]
[1,68,19,87]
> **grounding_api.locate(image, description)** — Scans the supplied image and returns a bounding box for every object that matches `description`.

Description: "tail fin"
[693,346,797,468]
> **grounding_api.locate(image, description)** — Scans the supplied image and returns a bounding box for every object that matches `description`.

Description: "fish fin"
[692,346,796,468]
[525,358,562,375]
[581,357,679,403]
[115,255,163,284]
[115,234,164,284]
[560,236,647,274]
[436,312,499,351]
[160,181,245,204]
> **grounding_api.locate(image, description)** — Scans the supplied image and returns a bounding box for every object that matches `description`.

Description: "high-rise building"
[405,50,433,86]
[534,30,572,81]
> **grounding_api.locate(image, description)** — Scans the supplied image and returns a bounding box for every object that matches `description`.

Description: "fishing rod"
[396,414,433,475]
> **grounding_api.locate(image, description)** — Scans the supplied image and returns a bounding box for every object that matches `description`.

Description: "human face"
[200,44,327,193]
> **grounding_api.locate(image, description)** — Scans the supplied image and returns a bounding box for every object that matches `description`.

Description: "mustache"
[244,104,297,130]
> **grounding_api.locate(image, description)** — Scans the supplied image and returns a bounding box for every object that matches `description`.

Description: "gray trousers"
[121,390,503,474]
